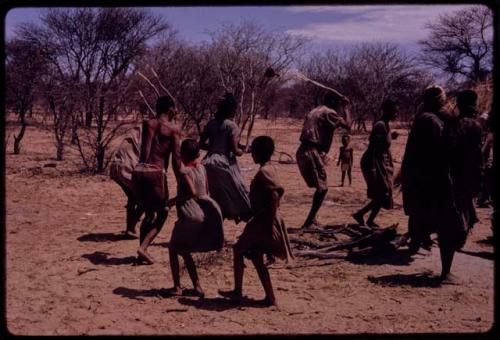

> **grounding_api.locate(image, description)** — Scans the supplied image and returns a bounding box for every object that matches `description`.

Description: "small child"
[337,134,353,186]
[164,139,224,297]
[218,136,294,307]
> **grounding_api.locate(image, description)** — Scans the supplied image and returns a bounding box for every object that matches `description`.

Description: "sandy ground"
[4,116,495,335]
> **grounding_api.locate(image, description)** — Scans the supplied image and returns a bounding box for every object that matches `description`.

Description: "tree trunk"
[13,111,27,155]
[96,144,105,173]
[56,140,64,161]
[85,111,92,128]
[71,115,79,145]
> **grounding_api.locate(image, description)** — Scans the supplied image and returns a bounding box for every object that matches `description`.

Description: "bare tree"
[142,38,222,136]
[419,5,493,83]
[5,39,47,154]
[19,8,169,172]
[209,21,306,148]
[298,43,433,124]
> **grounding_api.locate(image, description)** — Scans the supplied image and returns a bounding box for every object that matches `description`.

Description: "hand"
[391,131,399,140]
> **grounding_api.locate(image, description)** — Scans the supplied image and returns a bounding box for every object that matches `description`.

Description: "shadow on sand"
[113,287,168,301]
[368,272,441,288]
[77,232,136,242]
[177,296,270,311]
[458,249,494,261]
[112,288,270,311]
[82,251,136,266]
[476,236,494,246]
[346,248,415,266]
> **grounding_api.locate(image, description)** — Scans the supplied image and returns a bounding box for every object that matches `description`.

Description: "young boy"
[218,136,294,307]
[337,134,353,186]
[164,139,224,297]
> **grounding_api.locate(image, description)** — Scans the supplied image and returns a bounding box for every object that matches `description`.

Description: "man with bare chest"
[132,96,181,264]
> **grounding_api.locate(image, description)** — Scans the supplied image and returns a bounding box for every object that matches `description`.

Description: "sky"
[5,5,481,56]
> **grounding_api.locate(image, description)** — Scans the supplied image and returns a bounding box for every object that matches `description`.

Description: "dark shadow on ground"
[458,249,494,261]
[77,232,136,242]
[177,296,269,312]
[476,236,494,246]
[368,272,441,288]
[113,287,167,301]
[346,248,415,266]
[82,251,136,266]
[151,242,170,248]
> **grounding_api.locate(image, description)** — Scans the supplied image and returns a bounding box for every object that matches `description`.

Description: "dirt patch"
[5,118,494,335]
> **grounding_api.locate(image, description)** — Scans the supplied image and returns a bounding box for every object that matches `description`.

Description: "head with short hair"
[422,85,446,112]
[180,138,200,164]
[156,95,175,116]
[323,91,342,110]
[341,134,350,146]
[215,92,238,120]
[251,135,275,164]
[381,99,399,121]
[456,89,478,117]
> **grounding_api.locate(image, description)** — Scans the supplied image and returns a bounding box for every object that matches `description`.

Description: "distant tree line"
[5,5,492,173]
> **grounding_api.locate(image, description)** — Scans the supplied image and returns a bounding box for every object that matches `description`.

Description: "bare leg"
[139,210,154,245]
[341,171,345,186]
[353,200,375,225]
[218,248,244,301]
[251,254,277,306]
[165,250,182,295]
[138,209,168,263]
[181,253,204,297]
[366,201,382,227]
[348,167,352,185]
[126,200,143,235]
[301,188,327,228]
[439,244,457,284]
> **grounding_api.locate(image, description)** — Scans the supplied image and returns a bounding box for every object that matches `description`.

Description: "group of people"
[110,84,491,306]
[111,94,292,306]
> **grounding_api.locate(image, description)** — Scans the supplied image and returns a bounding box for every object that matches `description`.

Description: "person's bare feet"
[162,286,183,297]
[218,289,243,302]
[183,287,205,298]
[136,249,154,265]
[352,212,365,226]
[257,296,278,308]
[366,221,380,229]
[124,230,138,239]
[301,218,323,229]
[439,272,461,285]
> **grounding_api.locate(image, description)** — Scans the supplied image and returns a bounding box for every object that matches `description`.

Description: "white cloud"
[286,5,484,43]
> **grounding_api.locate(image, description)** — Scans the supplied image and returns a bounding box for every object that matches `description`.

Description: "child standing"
[337,134,353,186]
[218,136,294,307]
[164,139,224,297]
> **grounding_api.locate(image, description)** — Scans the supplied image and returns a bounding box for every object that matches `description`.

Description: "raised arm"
[139,120,155,164]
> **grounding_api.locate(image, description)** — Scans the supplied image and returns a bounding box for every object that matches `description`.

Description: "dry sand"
[5,117,494,335]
